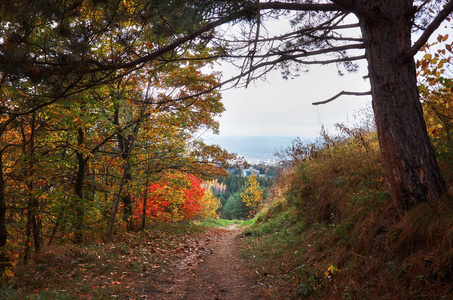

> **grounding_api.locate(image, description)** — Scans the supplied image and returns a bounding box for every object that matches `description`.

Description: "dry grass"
[240,127,453,299]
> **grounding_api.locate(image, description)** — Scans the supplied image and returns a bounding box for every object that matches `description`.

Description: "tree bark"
[113,103,143,232]
[0,151,8,275]
[357,0,446,213]
[107,162,129,242]
[22,112,42,263]
[74,127,88,244]
[115,129,133,230]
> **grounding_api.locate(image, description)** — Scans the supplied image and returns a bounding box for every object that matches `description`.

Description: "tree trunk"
[141,177,149,230]
[358,1,446,213]
[74,127,87,244]
[0,151,8,275]
[117,134,133,230]
[121,168,133,231]
[107,162,129,242]
[122,194,133,230]
[114,105,135,231]
[23,112,42,263]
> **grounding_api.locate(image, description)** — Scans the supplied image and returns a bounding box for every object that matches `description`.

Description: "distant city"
[204,136,317,179]
[244,158,281,166]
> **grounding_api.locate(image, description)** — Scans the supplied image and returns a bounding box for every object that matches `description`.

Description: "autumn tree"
[197,189,222,219]
[241,175,263,218]
[417,35,453,150]
[132,172,209,223]
[0,0,241,272]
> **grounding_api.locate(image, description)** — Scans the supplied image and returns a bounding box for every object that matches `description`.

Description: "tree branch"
[415,0,432,13]
[292,54,366,65]
[279,43,365,59]
[407,0,453,58]
[259,2,345,12]
[89,11,248,72]
[330,0,375,19]
[312,90,371,105]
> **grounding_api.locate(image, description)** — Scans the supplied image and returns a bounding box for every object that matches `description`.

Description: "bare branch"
[306,35,362,43]
[246,15,262,87]
[416,0,432,13]
[259,2,345,12]
[157,42,365,66]
[407,0,453,58]
[292,54,366,65]
[282,43,365,58]
[312,90,371,105]
[217,23,360,44]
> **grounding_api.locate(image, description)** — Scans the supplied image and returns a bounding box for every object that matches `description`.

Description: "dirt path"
[149,225,264,299]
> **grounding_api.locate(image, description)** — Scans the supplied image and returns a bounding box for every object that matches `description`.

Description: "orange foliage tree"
[132,172,220,223]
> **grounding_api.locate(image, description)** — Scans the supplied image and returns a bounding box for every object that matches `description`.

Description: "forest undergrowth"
[239,116,453,299]
[0,220,244,299]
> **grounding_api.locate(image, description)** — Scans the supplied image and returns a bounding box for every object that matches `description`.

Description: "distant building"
[241,167,260,177]
[246,158,281,166]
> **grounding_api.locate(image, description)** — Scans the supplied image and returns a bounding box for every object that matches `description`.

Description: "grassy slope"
[238,131,453,299]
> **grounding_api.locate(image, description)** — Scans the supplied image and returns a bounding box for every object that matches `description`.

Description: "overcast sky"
[207,16,372,139]
[214,61,371,139]
[203,12,450,141]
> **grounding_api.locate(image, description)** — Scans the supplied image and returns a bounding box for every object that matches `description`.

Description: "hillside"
[2,123,452,299]
[237,122,453,299]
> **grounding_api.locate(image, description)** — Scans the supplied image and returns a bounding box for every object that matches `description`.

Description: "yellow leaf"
[423,53,432,61]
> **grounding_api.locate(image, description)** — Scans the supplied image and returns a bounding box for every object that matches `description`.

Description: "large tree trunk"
[358,0,446,213]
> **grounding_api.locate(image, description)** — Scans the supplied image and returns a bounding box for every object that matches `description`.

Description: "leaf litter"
[3,224,266,299]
